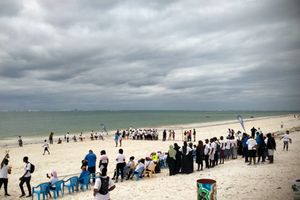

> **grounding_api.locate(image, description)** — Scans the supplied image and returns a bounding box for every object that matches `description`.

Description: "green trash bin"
[197,179,217,200]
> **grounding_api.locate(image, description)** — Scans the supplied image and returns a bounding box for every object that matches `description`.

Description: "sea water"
[0,110,297,139]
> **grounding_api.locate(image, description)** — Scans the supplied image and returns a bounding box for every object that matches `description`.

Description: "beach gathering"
[1,0,300,199]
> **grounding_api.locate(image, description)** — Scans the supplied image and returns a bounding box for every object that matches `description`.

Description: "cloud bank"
[0,0,300,111]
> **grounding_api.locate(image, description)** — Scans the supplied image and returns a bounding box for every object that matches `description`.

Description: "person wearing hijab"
[173,143,182,174]
[180,141,192,174]
[196,140,204,171]
[47,170,59,198]
[167,145,176,176]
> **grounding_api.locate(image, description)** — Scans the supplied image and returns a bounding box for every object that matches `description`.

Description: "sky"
[0,0,300,111]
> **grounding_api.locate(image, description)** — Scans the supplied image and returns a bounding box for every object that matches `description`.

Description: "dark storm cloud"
[0,0,299,111]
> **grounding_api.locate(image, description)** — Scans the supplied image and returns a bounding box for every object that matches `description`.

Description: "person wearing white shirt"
[42,140,50,155]
[115,149,126,182]
[94,168,115,200]
[210,139,216,168]
[246,137,257,165]
[19,156,32,197]
[204,139,211,168]
[0,153,10,196]
[219,136,225,164]
[281,130,292,151]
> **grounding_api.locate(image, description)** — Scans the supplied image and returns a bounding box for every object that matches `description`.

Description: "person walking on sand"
[0,152,11,196]
[281,130,292,151]
[42,140,50,155]
[93,167,115,200]
[19,156,32,198]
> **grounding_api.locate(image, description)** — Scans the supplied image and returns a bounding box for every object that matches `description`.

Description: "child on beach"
[42,140,50,155]
[281,130,292,151]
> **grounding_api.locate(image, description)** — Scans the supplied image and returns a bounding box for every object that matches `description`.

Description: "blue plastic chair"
[32,182,50,200]
[78,175,90,191]
[133,166,144,181]
[50,180,64,199]
[64,176,79,194]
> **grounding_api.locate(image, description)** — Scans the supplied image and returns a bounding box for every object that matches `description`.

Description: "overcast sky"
[0,0,299,111]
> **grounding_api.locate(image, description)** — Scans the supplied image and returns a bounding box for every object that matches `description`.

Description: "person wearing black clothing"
[166,145,177,176]
[180,141,192,174]
[196,140,204,171]
[49,132,54,144]
[251,127,257,139]
[162,130,167,141]
[266,133,276,164]
[173,143,181,174]
[188,143,194,173]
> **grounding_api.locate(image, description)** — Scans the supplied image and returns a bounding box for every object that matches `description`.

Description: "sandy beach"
[0,114,299,200]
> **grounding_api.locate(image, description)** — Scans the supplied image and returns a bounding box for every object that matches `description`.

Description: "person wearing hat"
[93,168,115,200]
[0,152,10,196]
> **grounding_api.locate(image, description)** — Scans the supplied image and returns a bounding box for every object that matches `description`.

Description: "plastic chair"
[64,176,79,194]
[50,180,64,199]
[32,182,50,200]
[78,175,90,191]
[133,166,144,181]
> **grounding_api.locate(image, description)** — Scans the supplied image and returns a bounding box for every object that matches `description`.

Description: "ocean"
[0,110,297,139]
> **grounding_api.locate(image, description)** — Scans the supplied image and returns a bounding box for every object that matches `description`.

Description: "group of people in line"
[2,127,293,199]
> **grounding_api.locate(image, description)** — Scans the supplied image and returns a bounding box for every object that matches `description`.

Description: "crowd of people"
[2,126,293,199]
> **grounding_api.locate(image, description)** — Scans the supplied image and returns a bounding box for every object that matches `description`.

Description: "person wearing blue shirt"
[242,133,249,162]
[79,166,90,184]
[84,150,97,182]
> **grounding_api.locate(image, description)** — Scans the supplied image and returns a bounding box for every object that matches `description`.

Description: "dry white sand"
[0,115,299,200]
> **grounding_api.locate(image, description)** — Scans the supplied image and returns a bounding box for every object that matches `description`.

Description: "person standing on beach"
[85,150,97,182]
[195,140,204,171]
[99,150,109,170]
[19,156,32,198]
[114,130,119,147]
[18,136,23,147]
[162,130,167,141]
[167,145,177,175]
[266,133,276,164]
[0,152,10,196]
[115,149,126,182]
[42,140,50,155]
[93,167,115,200]
[173,143,181,174]
[246,136,257,165]
[281,130,292,151]
[193,129,196,142]
[251,127,257,139]
[204,139,211,169]
[66,132,70,143]
[49,132,54,144]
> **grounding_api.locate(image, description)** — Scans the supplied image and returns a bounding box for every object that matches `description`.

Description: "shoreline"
[0,114,296,148]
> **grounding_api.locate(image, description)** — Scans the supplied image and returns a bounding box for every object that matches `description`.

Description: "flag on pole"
[237,115,246,132]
